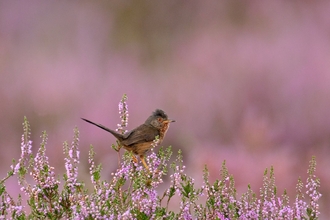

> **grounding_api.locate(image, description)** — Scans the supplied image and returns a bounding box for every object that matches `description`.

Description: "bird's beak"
[165,119,175,123]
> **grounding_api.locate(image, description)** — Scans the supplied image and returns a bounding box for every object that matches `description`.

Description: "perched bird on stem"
[82,109,175,170]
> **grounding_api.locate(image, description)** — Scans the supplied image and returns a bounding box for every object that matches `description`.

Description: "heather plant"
[0,95,322,219]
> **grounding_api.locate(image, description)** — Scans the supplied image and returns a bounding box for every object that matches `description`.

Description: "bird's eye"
[157,118,163,122]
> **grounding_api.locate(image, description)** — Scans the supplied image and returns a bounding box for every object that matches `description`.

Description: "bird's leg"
[131,155,138,164]
[139,155,149,171]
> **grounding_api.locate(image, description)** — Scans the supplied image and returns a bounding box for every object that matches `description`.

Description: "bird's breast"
[127,142,154,156]
[159,123,170,139]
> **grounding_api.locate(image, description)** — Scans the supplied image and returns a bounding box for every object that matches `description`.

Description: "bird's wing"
[121,124,159,146]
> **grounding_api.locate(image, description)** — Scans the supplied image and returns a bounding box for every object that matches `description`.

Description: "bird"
[81,109,175,170]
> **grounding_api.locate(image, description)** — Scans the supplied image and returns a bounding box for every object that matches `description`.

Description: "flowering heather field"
[0,96,321,219]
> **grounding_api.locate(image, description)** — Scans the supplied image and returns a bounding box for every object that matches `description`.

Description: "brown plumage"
[81,109,175,170]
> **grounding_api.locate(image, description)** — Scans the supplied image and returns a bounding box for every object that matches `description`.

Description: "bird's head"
[145,109,175,129]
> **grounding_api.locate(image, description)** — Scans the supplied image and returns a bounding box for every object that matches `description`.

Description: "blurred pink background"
[1,1,329,217]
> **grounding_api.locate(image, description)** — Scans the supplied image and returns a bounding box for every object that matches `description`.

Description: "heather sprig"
[63,128,81,193]
[16,117,33,189]
[29,131,61,216]
[306,156,321,219]
[116,93,129,134]
[201,161,239,219]
[0,96,323,219]
[112,93,128,154]
[293,177,307,218]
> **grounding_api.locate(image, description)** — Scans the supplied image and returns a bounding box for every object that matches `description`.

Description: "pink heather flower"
[169,165,185,196]
[2,191,24,218]
[278,206,294,219]
[116,94,129,134]
[10,163,20,175]
[180,202,192,220]
[305,156,321,218]
[88,148,97,185]
[306,178,321,217]
[31,133,59,193]
[216,211,229,220]
[151,136,160,148]
[146,149,162,176]
[131,188,158,216]
[16,137,33,176]
[63,129,80,194]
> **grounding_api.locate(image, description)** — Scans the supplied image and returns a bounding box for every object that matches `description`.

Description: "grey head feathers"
[145,109,168,126]
[152,109,168,119]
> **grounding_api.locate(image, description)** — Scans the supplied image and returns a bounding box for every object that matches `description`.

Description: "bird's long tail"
[81,118,123,140]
